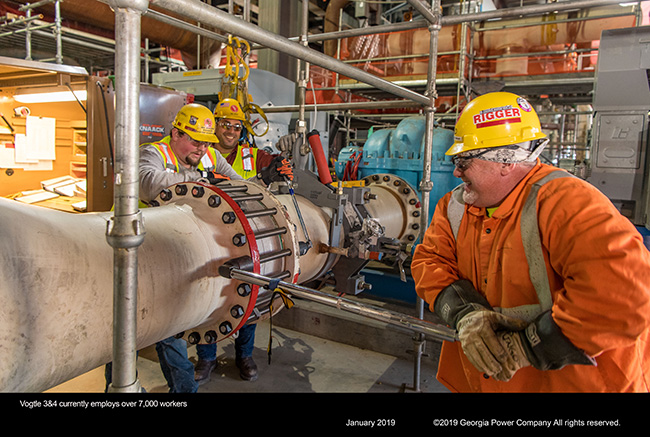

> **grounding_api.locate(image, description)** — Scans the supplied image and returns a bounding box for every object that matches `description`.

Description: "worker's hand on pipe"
[456,310,529,381]
[258,155,293,185]
[275,133,298,153]
[199,170,230,185]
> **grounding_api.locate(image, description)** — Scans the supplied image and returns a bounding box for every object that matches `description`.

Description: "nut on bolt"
[219,321,233,335]
[187,332,201,345]
[204,330,218,343]
[232,233,247,247]
[222,211,236,224]
[237,283,252,297]
[175,184,188,196]
[159,188,173,201]
[230,305,245,318]
[192,185,205,198]
[208,195,221,208]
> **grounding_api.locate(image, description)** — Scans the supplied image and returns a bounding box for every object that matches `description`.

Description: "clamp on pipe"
[105,211,146,249]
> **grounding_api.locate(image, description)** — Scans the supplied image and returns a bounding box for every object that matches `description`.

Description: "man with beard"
[411,92,650,392]
[136,103,289,392]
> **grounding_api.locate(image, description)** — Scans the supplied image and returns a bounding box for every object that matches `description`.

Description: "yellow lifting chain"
[219,35,270,137]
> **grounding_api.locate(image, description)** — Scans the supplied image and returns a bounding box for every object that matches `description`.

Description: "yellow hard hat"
[446,92,547,156]
[214,98,246,122]
[172,103,218,143]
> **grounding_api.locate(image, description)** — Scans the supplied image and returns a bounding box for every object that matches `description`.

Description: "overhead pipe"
[298,0,631,44]
[260,99,422,114]
[149,0,430,106]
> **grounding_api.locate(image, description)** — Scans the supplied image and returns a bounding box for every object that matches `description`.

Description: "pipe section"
[0,196,244,391]
[0,170,426,391]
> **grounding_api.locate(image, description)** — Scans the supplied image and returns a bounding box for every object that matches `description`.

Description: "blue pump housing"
[336,116,461,223]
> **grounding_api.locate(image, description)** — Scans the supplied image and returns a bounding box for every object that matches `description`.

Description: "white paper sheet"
[26,116,56,160]
[13,133,38,164]
[0,142,17,167]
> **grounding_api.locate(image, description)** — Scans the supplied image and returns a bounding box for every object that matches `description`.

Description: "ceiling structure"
[0,1,642,107]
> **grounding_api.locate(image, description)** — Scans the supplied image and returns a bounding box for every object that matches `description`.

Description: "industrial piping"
[0,175,446,392]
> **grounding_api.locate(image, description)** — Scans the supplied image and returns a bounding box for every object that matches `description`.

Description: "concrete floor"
[46,317,448,394]
[37,290,453,429]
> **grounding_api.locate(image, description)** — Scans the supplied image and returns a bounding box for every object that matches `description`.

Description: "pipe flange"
[153,181,300,343]
[153,181,260,344]
[222,181,301,323]
[361,173,423,244]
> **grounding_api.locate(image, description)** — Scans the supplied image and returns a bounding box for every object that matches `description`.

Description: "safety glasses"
[218,120,243,131]
[451,149,492,171]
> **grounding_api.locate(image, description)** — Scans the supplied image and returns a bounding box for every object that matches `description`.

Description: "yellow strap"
[244,102,270,137]
[267,287,294,364]
[220,36,270,137]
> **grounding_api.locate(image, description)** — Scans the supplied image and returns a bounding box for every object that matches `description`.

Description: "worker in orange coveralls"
[411,92,650,392]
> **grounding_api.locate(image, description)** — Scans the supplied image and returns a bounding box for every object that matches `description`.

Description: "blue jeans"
[104,336,198,393]
[155,336,199,393]
[196,323,257,361]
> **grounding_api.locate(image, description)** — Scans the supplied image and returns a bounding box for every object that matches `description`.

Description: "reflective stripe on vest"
[199,148,218,172]
[447,170,575,322]
[230,145,258,179]
[148,142,218,172]
[150,141,179,172]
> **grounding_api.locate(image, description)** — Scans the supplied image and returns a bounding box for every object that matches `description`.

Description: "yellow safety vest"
[145,136,219,173]
[228,144,259,179]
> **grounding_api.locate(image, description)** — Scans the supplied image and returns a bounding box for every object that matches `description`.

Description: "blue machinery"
[335,116,461,304]
[336,116,460,224]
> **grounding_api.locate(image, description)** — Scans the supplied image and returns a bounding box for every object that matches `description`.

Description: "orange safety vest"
[146,137,219,173]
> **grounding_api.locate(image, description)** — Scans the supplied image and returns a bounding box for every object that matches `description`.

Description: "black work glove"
[257,155,293,185]
[199,170,230,185]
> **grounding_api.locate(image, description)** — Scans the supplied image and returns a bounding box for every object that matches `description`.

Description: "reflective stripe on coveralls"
[447,170,575,322]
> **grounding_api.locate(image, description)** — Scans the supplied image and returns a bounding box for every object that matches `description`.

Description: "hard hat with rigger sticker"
[214,98,246,122]
[172,103,218,143]
[446,92,547,156]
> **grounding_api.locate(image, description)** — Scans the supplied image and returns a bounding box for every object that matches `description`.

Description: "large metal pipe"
[0,197,240,392]
[0,174,431,392]
[0,180,298,392]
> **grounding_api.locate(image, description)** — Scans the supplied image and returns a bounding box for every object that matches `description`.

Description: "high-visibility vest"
[228,145,259,179]
[146,138,219,173]
[447,170,575,322]
[139,139,220,207]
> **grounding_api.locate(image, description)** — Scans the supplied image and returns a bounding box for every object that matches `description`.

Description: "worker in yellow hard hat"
[211,98,292,181]
[411,91,650,392]
[193,98,293,385]
[138,103,243,203]
[106,102,292,393]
